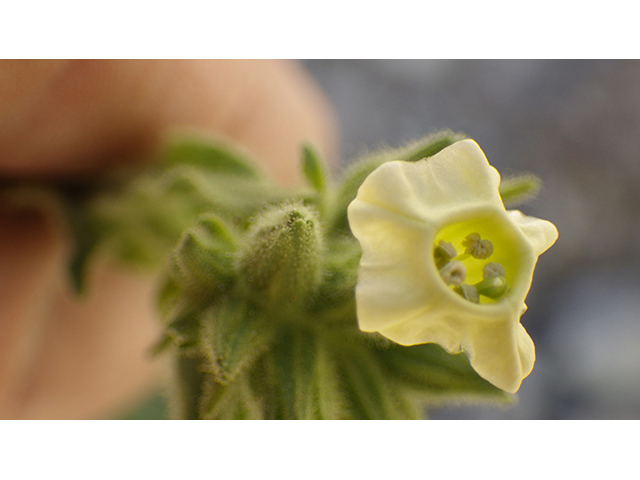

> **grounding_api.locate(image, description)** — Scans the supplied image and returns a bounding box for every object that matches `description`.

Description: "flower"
[347,140,558,393]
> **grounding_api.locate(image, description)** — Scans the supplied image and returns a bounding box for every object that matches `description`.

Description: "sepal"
[373,343,511,399]
[301,142,327,193]
[162,133,262,179]
[200,301,274,385]
[499,173,542,207]
[169,213,237,298]
[271,327,345,420]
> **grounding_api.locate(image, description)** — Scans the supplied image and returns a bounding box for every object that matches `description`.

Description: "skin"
[0,59,338,419]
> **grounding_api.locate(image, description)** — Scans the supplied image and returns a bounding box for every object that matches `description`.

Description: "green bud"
[169,214,237,297]
[499,173,542,207]
[301,142,327,193]
[239,203,323,306]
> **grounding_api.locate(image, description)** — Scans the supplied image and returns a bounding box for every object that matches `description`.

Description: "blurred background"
[122,59,640,420]
[301,59,640,419]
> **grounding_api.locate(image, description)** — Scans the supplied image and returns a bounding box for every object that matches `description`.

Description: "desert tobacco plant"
[63,130,556,419]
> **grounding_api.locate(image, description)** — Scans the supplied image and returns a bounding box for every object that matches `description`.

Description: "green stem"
[174,353,207,420]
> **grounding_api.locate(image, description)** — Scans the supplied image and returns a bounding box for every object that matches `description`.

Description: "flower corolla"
[347,140,558,393]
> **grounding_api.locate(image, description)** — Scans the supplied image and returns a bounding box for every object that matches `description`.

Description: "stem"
[174,353,206,420]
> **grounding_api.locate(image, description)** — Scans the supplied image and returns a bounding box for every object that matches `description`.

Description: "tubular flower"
[347,140,558,393]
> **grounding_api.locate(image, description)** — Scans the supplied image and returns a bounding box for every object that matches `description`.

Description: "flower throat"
[434,232,509,304]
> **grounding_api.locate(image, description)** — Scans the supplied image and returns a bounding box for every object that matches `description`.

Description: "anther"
[462,232,494,259]
[439,260,466,286]
[483,262,506,279]
[434,240,457,269]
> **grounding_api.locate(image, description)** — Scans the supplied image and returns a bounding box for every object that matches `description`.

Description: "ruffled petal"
[352,139,503,226]
[507,210,559,257]
[348,201,440,332]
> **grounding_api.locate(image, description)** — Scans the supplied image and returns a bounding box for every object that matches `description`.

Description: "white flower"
[347,140,558,393]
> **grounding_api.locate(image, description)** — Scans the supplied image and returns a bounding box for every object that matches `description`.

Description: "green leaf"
[200,301,275,385]
[373,343,511,399]
[162,134,262,179]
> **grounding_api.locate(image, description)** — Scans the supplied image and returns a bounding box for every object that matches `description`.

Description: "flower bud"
[239,203,323,307]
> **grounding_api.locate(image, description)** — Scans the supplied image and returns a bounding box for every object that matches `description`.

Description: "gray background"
[303,60,640,419]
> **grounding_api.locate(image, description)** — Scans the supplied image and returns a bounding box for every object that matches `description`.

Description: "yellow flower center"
[433,214,524,305]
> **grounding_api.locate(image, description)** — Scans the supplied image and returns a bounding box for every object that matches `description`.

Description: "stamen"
[474,276,509,299]
[439,261,466,286]
[454,284,479,303]
[462,232,493,259]
[483,262,506,279]
[434,240,457,269]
